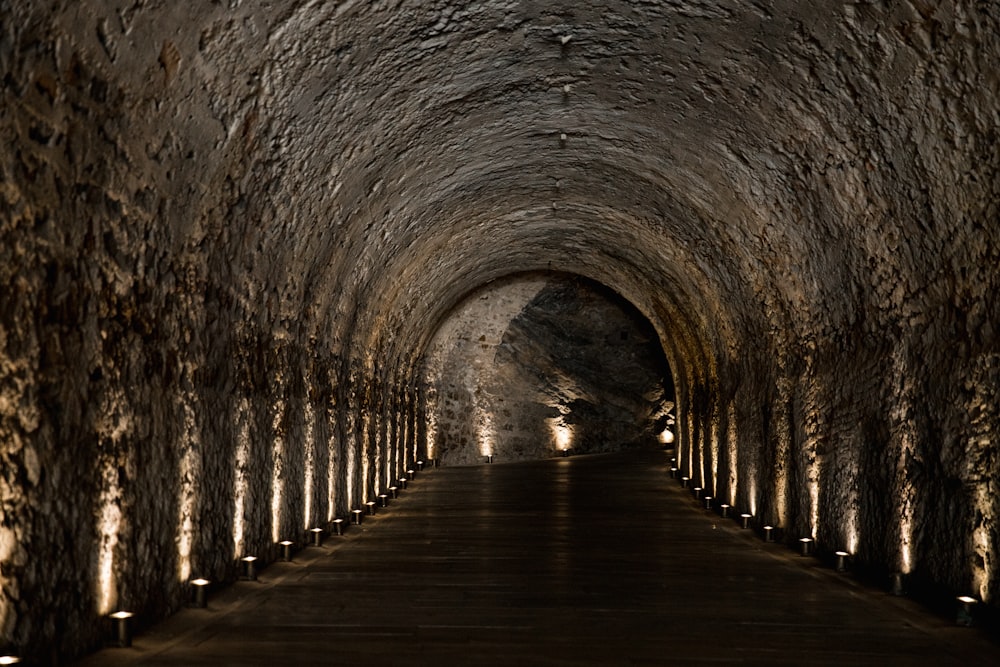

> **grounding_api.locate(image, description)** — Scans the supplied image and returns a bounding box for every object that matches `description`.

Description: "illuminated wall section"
[726,401,738,506]
[326,401,338,522]
[232,397,252,558]
[303,401,316,530]
[271,398,286,544]
[176,393,202,583]
[93,386,134,615]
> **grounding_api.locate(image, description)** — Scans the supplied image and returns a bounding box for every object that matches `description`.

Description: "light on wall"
[549,418,573,452]
[96,471,123,616]
[233,397,252,560]
[271,399,287,545]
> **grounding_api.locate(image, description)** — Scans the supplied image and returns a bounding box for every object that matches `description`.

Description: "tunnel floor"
[78,449,997,666]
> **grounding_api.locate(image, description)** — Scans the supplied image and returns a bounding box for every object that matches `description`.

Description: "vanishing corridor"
[80,451,996,666]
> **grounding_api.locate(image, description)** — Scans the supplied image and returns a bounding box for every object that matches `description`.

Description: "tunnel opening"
[421,272,675,466]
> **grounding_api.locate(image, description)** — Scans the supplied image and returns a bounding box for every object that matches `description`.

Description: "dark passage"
[80,451,997,666]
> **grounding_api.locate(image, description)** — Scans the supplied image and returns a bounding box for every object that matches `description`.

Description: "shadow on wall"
[423,273,674,466]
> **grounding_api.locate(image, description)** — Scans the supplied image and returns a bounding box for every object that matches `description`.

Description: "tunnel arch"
[2,1,999,662]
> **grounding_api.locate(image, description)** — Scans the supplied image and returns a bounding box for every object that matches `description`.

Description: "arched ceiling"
[28,0,1000,390]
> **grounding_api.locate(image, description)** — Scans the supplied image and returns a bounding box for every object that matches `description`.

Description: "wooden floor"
[79,449,998,666]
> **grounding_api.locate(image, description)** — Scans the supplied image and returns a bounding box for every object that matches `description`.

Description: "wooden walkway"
[79,450,998,666]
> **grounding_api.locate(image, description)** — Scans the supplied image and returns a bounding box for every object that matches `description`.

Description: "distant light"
[659,429,675,444]
[957,595,977,626]
[799,537,813,556]
[719,504,730,518]
[835,551,849,572]
[763,525,774,542]
[0,657,21,665]
[241,555,258,581]
[191,578,210,608]
[109,611,134,620]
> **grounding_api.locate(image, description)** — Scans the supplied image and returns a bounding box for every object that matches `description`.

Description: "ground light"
[241,556,258,581]
[956,596,977,626]
[835,551,849,572]
[799,537,813,556]
[191,578,210,608]
[109,611,134,647]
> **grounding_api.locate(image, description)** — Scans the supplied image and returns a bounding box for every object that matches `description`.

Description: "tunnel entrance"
[422,273,674,465]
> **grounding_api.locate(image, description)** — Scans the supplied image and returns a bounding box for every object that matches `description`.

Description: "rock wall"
[1,0,999,662]
[424,275,673,465]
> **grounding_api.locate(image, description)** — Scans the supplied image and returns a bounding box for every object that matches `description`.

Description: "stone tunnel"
[1,0,998,662]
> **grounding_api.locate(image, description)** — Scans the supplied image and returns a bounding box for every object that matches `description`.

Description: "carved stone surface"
[1,1,998,662]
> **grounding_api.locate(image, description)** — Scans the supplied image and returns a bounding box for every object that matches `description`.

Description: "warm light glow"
[694,413,704,488]
[685,412,695,478]
[425,387,438,461]
[659,428,674,445]
[549,418,573,451]
[191,578,210,586]
[808,477,820,540]
[346,430,356,512]
[475,401,495,457]
[726,402,738,505]
[900,509,914,574]
[957,595,977,604]
[233,397,251,558]
[109,611,134,620]
[177,398,202,582]
[972,480,994,602]
[96,463,122,615]
[326,404,337,521]
[775,427,790,528]
[372,413,382,503]
[361,411,372,503]
[748,478,757,517]
[390,417,399,490]
[271,399,286,544]
[709,417,719,496]
[303,401,316,531]
[0,656,21,665]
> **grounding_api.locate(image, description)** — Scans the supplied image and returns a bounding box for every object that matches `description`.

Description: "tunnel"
[1,0,998,663]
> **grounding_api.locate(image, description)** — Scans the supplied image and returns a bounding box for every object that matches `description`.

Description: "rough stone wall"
[1,0,999,661]
[424,275,673,465]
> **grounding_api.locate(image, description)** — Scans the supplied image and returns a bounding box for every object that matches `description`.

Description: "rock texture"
[1,0,999,662]
[425,275,673,465]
